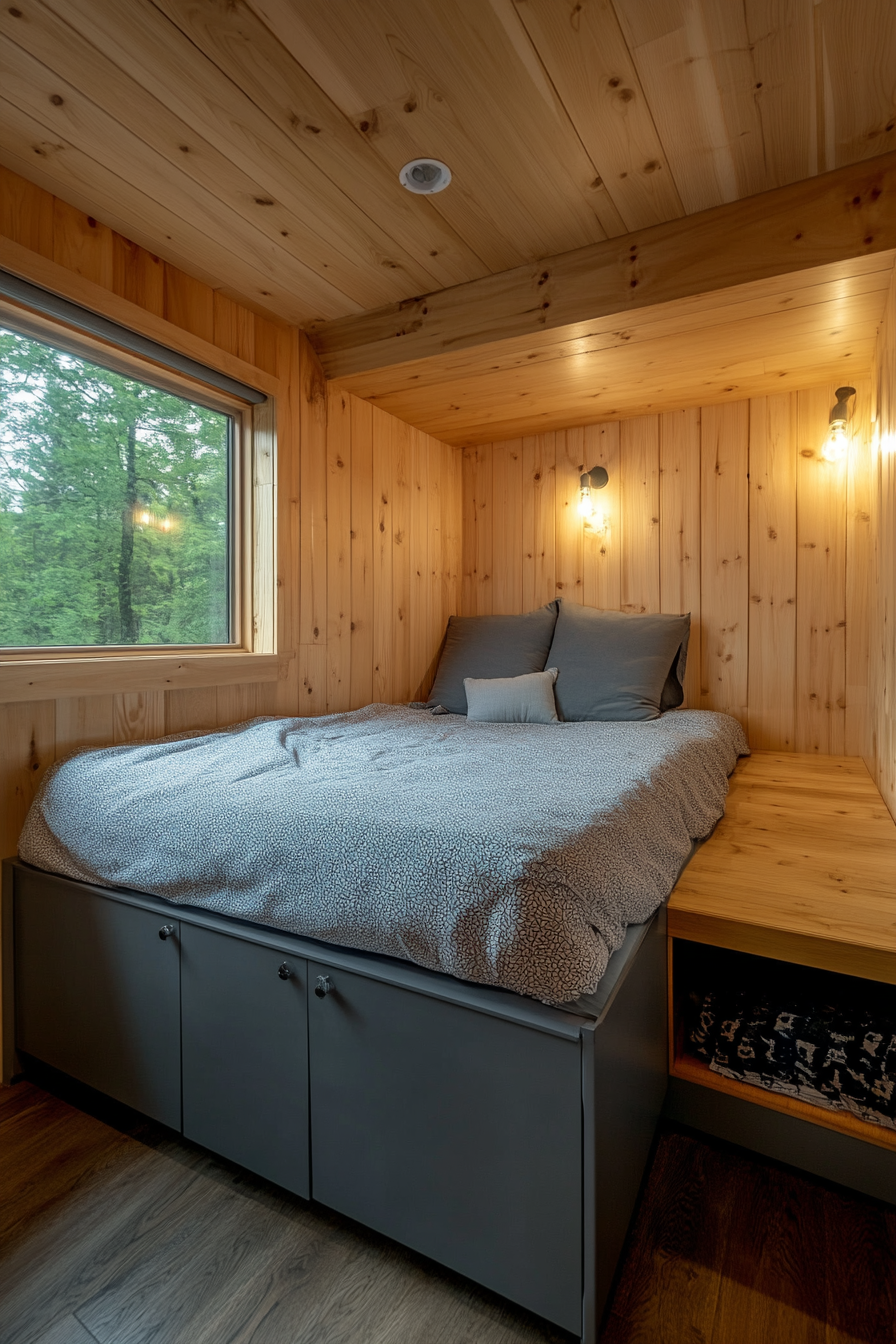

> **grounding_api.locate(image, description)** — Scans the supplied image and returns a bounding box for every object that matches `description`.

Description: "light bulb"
[822,421,848,463]
[578,484,594,519]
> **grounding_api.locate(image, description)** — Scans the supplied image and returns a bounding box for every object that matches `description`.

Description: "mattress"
[19,705,749,1002]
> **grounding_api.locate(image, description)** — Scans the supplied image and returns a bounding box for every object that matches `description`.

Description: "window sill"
[0,651,293,704]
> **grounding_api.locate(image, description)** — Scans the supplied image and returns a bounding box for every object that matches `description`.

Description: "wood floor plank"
[0,1089,129,1241]
[31,1317,98,1344]
[359,1257,571,1344]
[0,1078,42,1121]
[32,1316,98,1344]
[0,1149,191,1343]
[708,1154,828,1343]
[601,1128,732,1343]
[821,1184,896,1343]
[75,1183,289,1344]
[0,1098,229,1344]
[188,1225,362,1344]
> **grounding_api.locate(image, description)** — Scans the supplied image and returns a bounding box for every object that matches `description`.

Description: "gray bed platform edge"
[1,857,669,1344]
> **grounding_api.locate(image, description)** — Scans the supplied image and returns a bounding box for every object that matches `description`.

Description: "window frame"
[0,295,280,702]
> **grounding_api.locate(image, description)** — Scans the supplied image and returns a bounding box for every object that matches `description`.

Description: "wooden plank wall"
[0,166,461,863]
[320,390,460,717]
[461,385,874,757]
[869,265,896,820]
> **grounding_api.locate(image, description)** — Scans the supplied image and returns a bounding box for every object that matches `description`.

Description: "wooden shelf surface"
[669,752,896,983]
[672,1053,896,1153]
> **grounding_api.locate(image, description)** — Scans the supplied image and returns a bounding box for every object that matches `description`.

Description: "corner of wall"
[867,264,896,820]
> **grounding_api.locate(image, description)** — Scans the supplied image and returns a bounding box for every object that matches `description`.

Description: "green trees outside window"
[0,326,231,648]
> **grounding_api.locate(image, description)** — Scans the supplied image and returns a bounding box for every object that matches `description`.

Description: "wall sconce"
[578,465,609,529]
[821,386,855,462]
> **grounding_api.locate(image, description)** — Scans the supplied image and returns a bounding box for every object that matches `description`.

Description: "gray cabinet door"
[14,869,180,1128]
[308,963,583,1335]
[181,924,309,1198]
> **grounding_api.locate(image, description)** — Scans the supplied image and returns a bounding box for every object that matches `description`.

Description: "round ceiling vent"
[399,158,452,194]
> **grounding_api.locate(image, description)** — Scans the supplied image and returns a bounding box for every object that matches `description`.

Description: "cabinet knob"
[315,975,333,998]
[158,924,176,941]
[277,962,292,980]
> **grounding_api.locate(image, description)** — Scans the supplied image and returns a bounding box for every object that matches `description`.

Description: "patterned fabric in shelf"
[20,705,747,1004]
[688,985,896,1131]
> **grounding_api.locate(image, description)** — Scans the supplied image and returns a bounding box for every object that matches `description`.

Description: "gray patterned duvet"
[19,705,749,1003]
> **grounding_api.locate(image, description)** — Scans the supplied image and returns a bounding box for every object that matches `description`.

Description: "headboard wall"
[460,384,875,761]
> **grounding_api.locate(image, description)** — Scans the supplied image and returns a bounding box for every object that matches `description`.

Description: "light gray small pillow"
[464,668,559,723]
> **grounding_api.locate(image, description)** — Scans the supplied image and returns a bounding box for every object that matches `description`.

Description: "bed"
[6,604,750,1341]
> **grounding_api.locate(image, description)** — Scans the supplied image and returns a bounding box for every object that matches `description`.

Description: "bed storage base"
[2,857,668,1343]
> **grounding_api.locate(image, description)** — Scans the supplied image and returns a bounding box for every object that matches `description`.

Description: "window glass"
[0,326,231,648]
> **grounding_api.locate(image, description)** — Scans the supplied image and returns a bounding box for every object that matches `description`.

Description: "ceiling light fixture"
[821,385,856,462]
[399,158,452,194]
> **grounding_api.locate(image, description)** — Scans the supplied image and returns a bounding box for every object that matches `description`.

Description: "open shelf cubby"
[669,939,896,1154]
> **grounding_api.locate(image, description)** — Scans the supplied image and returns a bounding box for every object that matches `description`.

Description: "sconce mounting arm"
[580,466,609,491]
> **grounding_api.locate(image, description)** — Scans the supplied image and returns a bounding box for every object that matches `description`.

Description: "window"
[0,325,236,650]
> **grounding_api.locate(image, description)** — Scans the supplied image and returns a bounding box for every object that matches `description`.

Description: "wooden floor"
[1,1076,894,1344]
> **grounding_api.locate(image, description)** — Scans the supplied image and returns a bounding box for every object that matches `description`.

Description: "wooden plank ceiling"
[1,0,895,437]
[331,258,895,444]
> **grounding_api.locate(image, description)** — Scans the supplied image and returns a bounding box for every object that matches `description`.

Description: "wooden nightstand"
[665,751,896,1194]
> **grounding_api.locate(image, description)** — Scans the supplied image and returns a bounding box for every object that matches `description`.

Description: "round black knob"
[315,975,332,998]
[277,962,292,980]
[158,924,176,941]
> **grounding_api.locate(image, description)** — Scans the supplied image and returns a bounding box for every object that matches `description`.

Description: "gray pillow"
[546,602,690,721]
[464,668,559,723]
[427,603,559,715]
